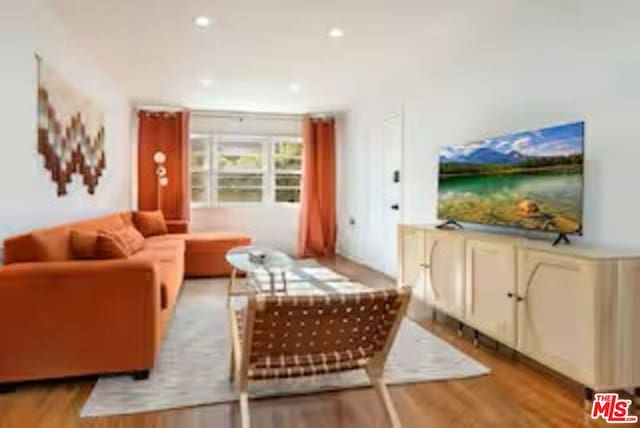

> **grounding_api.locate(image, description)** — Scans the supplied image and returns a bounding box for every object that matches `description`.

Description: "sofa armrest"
[0,259,162,382]
[167,219,189,234]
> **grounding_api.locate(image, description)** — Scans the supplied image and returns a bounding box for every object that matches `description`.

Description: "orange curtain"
[297,117,337,257]
[137,111,190,220]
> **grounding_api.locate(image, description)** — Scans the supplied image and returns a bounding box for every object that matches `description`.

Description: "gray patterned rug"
[81,265,490,417]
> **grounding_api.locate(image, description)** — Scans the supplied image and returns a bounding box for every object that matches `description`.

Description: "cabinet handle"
[420,263,430,269]
[507,292,524,302]
[427,240,439,299]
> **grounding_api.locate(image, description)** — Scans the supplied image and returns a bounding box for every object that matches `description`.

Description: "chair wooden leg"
[372,380,402,428]
[229,346,235,382]
[366,366,402,428]
[239,391,250,428]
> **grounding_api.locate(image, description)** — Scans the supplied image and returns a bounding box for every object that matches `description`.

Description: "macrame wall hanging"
[36,55,106,196]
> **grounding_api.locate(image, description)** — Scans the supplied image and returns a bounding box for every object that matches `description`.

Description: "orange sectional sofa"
[0,211,250,386]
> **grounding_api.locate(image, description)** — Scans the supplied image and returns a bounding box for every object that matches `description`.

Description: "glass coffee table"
[225,246,295,306]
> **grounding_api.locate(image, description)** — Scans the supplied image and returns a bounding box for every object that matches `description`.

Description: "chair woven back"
[242,287,411,379]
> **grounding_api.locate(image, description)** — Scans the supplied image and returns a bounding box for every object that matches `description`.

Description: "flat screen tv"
[437,122,584,236]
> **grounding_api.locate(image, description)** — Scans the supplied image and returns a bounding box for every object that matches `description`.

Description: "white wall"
[337,0,640,274]
[190,111,303,254]
[0,0,131,243]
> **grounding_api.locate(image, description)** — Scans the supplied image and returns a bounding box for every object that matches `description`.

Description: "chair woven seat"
[228,287,411,428]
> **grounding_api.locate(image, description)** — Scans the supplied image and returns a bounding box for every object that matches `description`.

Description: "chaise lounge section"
[0,211,250,386]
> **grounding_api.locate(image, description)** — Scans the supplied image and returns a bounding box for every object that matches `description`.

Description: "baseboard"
[335,251,396,281]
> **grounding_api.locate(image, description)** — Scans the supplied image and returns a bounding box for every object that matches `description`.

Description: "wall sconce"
[154,151,168,210]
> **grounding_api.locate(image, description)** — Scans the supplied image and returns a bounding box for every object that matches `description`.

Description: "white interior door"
[380,114,403,277]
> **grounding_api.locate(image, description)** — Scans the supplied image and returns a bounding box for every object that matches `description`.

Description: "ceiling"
[48,0,512,113]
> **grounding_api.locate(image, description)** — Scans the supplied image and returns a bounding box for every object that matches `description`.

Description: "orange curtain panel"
[137,111,190,221]
[297,117,337,257]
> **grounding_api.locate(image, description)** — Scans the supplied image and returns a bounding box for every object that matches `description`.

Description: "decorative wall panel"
[37,56,105,196]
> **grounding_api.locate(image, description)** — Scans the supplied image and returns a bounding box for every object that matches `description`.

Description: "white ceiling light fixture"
[289,83,301,93]
[328,27,344,38]
[193,16,211,28]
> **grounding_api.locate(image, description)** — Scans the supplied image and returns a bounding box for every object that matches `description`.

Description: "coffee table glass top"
[226,246,295,273]
[225,246,371,303]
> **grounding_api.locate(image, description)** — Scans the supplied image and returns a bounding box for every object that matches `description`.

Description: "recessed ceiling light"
[328,27,344,38]
[289,83,300,93]
[200,78,213,86]
[194,16,211,28]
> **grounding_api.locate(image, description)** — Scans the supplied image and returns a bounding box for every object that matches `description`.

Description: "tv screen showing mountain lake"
[437,122,584,233]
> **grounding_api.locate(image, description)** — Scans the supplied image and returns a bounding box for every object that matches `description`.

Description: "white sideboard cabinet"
[398,224,640,399]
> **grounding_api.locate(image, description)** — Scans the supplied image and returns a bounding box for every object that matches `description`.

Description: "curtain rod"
[190,109,304,121]
[134,106,346,119]
[135,104,185,113]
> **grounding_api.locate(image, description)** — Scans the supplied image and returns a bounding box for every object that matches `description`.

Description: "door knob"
[506,292,514,298]
[391,204,399,210]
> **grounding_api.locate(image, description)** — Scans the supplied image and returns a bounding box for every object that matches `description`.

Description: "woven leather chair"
[228,287,412,428]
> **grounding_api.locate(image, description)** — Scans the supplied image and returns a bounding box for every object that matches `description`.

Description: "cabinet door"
[399,228,427,316]
[516,250,604,386]
[465,240,517,346]
[425,233,465,319]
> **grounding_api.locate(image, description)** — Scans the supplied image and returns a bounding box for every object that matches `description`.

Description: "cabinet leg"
[473,330,479,347]
[583,387,594,412]
[457,321,464,337]
[431,308,437,323]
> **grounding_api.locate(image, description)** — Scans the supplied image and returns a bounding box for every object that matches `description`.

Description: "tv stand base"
[436,219,464,230]
[552,233,572,247]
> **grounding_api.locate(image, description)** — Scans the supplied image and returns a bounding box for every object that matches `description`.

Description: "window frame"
[189,133,303,207]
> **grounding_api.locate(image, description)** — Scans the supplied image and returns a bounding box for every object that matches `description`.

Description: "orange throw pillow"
[96,232,131,259]
[119,226,145,254]
[70,230,98,259]
[32,229,72,261]
[133,211,169,237]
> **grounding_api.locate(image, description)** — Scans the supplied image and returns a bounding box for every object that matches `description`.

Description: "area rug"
[81,265,489,417]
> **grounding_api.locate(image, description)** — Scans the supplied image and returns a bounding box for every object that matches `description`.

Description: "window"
[273,140,303,203]
[190,136,211,206]
[217,140,264,203]
[190,135,303,206]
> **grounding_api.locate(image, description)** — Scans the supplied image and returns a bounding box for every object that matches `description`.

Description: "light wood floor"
[0,256,633,428]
